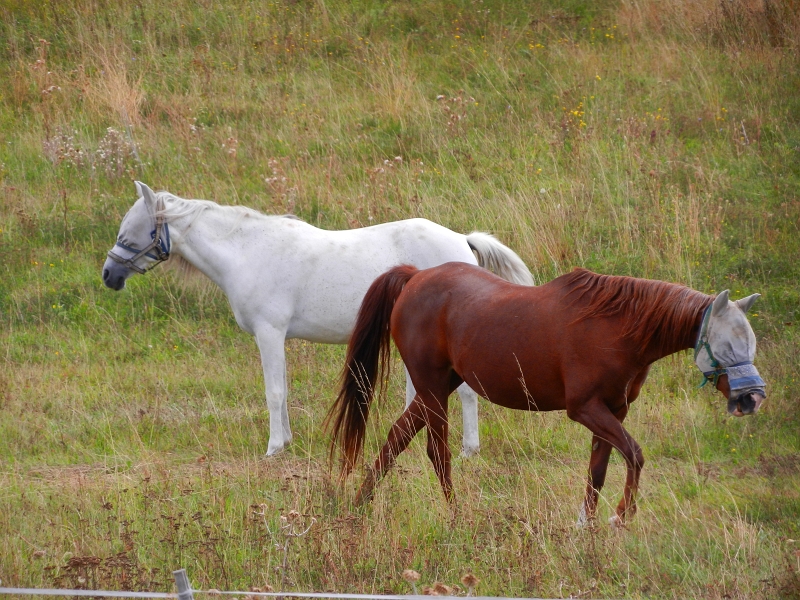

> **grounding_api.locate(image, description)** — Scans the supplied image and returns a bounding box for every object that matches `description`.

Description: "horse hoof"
[608,514,625,530]
[576,505,589,528]
[354,487,374,507]
[265,445,285,457]
[460,445,480,458]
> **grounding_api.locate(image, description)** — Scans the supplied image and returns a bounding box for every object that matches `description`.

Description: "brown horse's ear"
[711,290,730,317]
[735,293,760,313]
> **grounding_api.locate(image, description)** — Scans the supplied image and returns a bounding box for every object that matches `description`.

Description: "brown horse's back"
[392,262,644,413]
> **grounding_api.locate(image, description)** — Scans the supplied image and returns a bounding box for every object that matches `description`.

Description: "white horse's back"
[266,218,476,342]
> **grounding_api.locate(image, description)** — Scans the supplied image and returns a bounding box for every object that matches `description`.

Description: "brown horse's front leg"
[578,404,630,526]
[613,434,644,525]
[578,435,614,527]
[354,399,428,506]
[568,398,643,527]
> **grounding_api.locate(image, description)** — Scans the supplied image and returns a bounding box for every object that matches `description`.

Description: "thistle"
[402,569,421,595]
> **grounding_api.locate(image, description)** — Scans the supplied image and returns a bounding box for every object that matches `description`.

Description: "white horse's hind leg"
[456,383,480,457]
[255,326,291,456]
[405,369,480,457]
[404,367,416,409]
[576,503,589,528]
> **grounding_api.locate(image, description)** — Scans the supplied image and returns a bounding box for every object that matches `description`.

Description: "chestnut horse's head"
[695,290,766,416]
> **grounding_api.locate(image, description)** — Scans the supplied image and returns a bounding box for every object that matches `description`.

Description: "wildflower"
[461,573,479,596]
[402,570,421,594]
[422,587,437,595]
[433,583,452,596]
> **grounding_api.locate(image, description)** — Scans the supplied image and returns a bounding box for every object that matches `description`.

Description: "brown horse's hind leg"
[425,396,452,501]
[354,398,428,506]
[568,399,643,526]
[355,375,456,505]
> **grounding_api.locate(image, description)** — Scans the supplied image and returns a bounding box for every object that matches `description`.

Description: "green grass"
[1,0,799,597]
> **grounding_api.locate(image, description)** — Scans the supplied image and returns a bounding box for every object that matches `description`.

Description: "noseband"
[694,304,765,395]
[107,196,170,274]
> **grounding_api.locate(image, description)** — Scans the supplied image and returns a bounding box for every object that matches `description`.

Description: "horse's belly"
[459,364,565,412]
[285,310,355,344]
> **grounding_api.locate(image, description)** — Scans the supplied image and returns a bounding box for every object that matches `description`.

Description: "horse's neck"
[645,301,707,362]
[165,197,274,291]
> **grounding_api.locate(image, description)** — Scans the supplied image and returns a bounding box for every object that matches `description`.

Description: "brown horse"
[328,262,766,526]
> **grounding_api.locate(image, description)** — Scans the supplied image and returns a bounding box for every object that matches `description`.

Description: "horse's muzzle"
[728,391,765,417]
[102,267,126,291]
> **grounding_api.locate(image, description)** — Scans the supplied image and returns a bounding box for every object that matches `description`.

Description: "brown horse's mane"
[559,268,713,354]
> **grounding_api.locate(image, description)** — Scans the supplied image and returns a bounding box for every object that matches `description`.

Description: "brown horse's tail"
[326,265,420,478]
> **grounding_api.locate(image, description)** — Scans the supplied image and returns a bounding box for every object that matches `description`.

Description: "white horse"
[102,182,534,456]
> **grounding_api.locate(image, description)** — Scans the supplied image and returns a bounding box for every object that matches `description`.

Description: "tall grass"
[0,0,799,598]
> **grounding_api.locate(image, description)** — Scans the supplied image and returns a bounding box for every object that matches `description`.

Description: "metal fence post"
[173,569,194,600]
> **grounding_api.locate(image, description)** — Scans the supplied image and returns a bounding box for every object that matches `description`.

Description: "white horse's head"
[695,290,766,416]
[102,181,171,290]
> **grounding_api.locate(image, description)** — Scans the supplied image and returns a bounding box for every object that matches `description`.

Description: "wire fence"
[0,570,556,600]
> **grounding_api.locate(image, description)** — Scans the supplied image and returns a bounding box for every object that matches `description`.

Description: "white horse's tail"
[466,232,535,286]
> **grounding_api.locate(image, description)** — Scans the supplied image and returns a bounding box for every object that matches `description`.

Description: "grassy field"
[1,0,799,597]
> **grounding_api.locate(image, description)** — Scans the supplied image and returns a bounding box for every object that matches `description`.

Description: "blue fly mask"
[694,290,766,416]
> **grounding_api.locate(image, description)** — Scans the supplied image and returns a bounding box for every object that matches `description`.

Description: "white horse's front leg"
[456,383,480,457]
[255,326,292,456]
[405,368,480,457]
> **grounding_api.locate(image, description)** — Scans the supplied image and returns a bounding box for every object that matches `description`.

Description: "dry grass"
[0,0,798,597]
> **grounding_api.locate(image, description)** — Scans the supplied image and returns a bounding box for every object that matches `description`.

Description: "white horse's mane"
[156,191,300,224]
[155,191,301,283]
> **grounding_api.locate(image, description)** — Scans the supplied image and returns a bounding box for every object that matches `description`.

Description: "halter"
[694,305,724,388]
[694,304,765,394]
[106,196,171,274]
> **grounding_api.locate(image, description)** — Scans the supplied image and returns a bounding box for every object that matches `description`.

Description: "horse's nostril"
[103,268,110,281]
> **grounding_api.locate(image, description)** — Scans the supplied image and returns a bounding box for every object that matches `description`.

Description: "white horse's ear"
[735,293,760,313]
[139,182,157,208]
[134,181,144,199]
[712,290,730,317]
